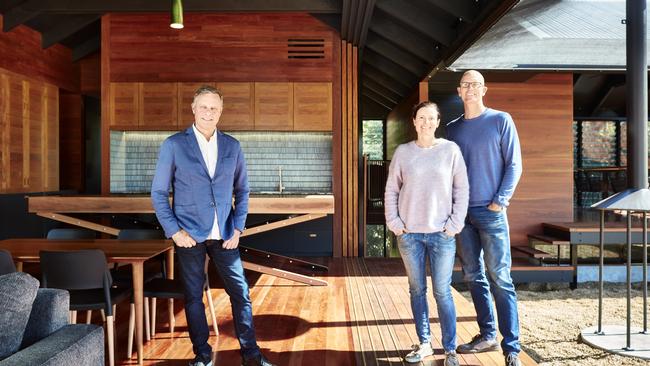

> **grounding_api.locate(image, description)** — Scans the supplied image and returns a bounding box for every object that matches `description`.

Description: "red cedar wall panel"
[484,73,574,245]
[0,15,79,92]
[108,13,336,82]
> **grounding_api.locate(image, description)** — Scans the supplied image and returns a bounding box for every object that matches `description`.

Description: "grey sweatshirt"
[384,140,469,236]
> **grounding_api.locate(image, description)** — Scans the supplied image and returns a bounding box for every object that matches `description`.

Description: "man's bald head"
[461,70,485,84]
[457,69,488,112]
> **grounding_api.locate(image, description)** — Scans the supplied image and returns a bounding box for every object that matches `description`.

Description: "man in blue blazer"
[151,85,275,366]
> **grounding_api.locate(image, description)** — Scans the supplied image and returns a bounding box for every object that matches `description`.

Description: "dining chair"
[40,249,132,366]
[0,249,16,275]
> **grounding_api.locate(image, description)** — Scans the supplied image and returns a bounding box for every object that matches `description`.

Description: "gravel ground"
[459,283,650,365]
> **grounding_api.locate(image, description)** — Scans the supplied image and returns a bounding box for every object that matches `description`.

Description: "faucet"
[278,166,285,194]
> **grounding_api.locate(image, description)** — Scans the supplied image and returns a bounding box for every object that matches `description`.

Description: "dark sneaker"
[444,351,460,366]
[403,342,433,363]
[242,354,276,366]
[506,353,522,366]
[189,353,212,366]
[456,334,499,354]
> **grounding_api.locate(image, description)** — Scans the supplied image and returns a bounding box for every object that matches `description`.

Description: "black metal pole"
[641,212,648,334]
[626,0,648,189]
[598,209,605,334]
[626,212,633,350]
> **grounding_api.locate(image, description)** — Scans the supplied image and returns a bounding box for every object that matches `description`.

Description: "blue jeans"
[458,206,520,354]
[398,232,457,352]
[176,240,261,359]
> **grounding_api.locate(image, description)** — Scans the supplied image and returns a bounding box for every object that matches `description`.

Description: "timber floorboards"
[111,258,537,366]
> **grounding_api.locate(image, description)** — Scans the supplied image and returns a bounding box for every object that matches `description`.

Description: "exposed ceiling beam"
[590,85,618,116]
[340,0,374,47]
[369,10,436,63]
[589,75,626,116]
[363,48,419,83]
[42,14,100,48]
[573,73,584,87]
[340,0,350,38]
[362,87,395,110]
[422,0,476,23]
[375,0,454,47]
[361,95,392,115]
[16,0,342,13]
[2,0,40,32]
[351,0,367,43]
[72,34,100,61]
[353,0,375,47]
[362,78,401,105]
[362,64,411,94]
[357,0,375,47]
[365,35,428,76]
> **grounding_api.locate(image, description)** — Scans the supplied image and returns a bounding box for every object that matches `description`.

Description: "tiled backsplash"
[110,131,332,194]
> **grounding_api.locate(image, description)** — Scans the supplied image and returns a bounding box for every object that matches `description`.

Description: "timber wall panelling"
[484,73,574,245]
[0,15,79,93]
[0,68,59,193]
[107,13,335,83]
[340,41,359,257]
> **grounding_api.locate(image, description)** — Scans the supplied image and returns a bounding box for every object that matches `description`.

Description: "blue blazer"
[151,127,249,242]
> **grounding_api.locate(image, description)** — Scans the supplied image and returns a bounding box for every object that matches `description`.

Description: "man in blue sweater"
[446,70,523,366]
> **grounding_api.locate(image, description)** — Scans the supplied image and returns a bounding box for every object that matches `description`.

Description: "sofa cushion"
[0,324,104,366]
[21,288,69,349]
[0,272,39,360]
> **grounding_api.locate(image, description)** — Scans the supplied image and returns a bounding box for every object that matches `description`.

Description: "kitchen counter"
[27,194,334,215]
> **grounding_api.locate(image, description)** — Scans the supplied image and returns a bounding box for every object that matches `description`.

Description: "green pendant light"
[170,0,184,29]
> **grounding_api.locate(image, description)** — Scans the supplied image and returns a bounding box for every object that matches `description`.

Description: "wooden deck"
[111,258,538,366]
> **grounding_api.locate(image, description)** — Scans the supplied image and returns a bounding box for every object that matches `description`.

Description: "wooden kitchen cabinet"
[293,82,332,131]
[109,82,140,128]
[107,81,333,132]
[254,82,294,131]
[216,82,254,131]
[140,82,178,129]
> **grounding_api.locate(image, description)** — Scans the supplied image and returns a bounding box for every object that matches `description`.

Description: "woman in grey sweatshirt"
[384,101,469,366]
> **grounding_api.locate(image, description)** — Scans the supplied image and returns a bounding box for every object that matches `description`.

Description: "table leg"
[132,262,144,365]
[166,247,174,280]
[166,248,175,332]
[16,261,23,272]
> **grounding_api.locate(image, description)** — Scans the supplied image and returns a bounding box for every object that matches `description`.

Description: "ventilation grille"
[287,38,325,59]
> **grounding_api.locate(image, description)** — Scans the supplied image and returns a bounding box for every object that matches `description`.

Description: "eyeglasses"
[459,81,484,89]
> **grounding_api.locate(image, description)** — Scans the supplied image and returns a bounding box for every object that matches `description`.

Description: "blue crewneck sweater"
[446,108,522,208]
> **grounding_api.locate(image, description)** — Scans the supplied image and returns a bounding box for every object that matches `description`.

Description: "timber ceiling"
[0,0,518,118]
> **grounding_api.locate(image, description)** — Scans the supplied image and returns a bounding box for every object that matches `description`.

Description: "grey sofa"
[0,272,104,366]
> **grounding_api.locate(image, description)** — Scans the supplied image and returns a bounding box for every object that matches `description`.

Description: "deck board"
[113,258,538,366]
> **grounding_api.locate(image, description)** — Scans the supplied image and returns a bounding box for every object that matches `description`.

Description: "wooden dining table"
[0,238,174,365]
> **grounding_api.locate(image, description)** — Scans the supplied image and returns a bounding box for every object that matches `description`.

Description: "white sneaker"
[445,351,460,366]
[404,342,433,363]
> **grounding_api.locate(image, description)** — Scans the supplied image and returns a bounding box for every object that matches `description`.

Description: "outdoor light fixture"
[170,0,183,29]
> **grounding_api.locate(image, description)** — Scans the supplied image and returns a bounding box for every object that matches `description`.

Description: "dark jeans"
[458,206,520,354]
[176,240,261,359]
